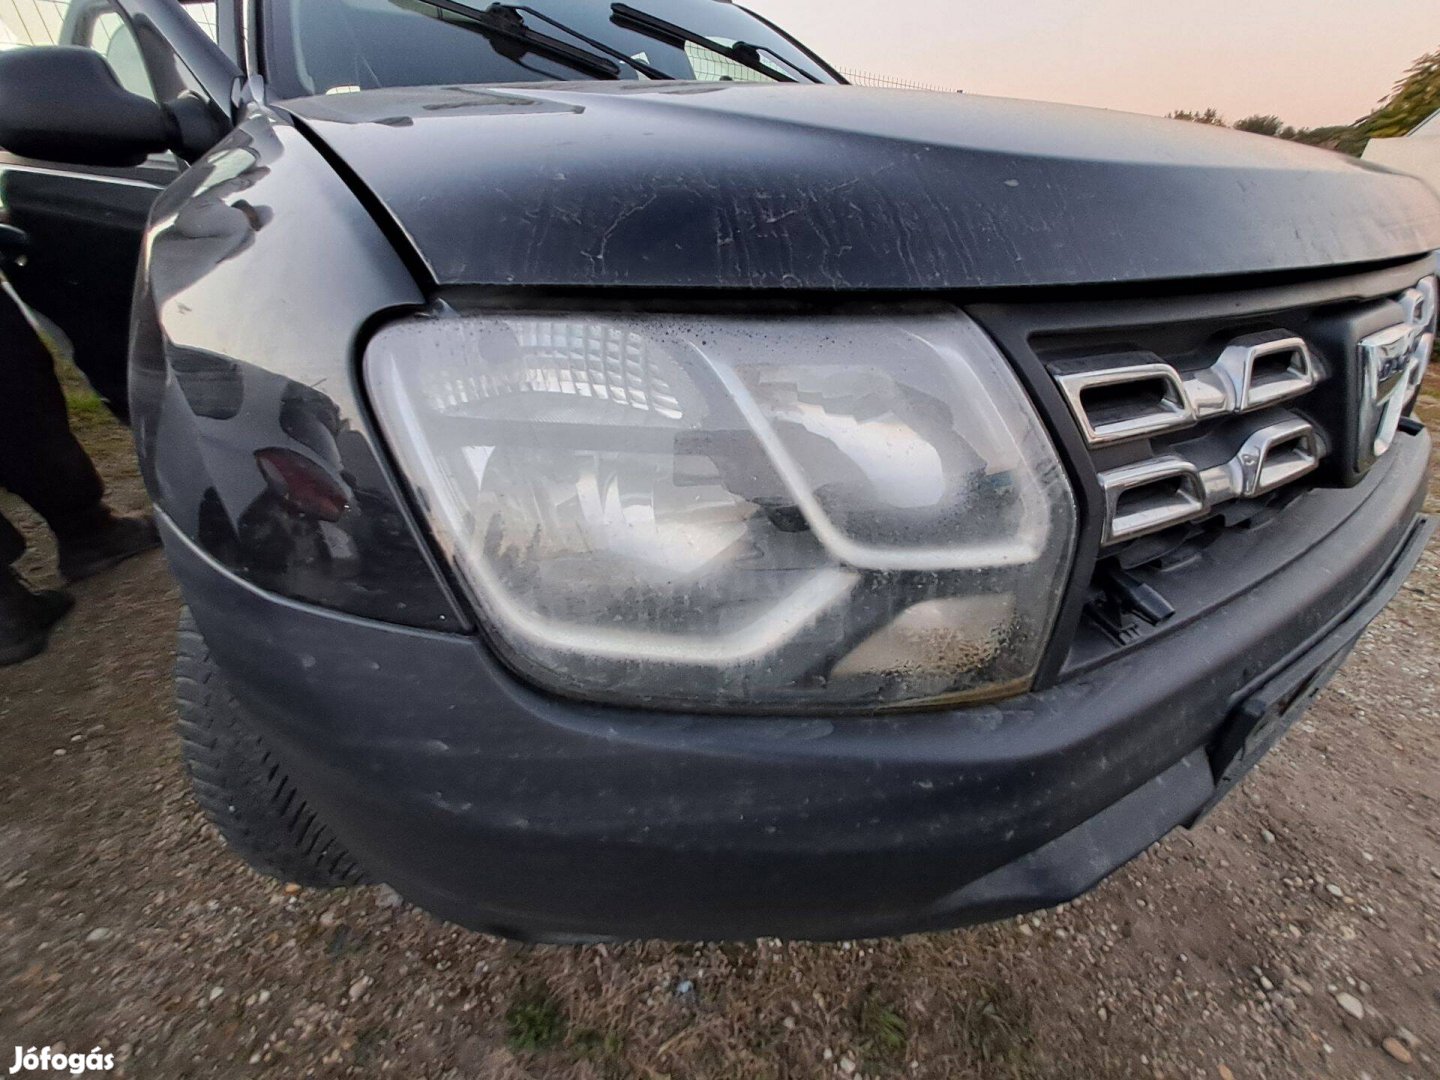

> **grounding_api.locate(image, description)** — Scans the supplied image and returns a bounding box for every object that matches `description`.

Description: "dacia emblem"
[1355,277,1436,473]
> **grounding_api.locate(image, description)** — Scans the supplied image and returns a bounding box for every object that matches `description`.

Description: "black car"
[1,0,1437,942]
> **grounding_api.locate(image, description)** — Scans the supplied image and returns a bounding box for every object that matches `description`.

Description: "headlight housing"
[366,306,1076,712]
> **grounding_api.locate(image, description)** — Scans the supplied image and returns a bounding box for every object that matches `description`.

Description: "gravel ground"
[1,380,1438,1080]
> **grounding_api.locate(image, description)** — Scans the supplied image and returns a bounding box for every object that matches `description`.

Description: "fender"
[131,108,466,630]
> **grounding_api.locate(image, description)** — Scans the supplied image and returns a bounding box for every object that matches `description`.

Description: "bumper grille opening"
[1054,362,1194,445]
[1115,474,1193,519]
[1100,457,1207,544]
[1080,376,1182,428]
[1255,430,1318,493]
[1248,345,1307,391]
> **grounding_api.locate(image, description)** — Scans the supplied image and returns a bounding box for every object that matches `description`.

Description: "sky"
[759,0,1439,129]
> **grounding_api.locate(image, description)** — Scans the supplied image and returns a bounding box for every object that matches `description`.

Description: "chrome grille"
[969,261,1436,567]
[1055,332,1318,448]
[966,258,1438,668]
[1097,456,1206,544]
[1054,330,1325,546]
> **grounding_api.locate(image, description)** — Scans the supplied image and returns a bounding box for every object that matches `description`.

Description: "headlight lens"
[366,307,1076,712]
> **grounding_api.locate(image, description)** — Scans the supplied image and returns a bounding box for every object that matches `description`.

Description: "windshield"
[263,0,840,100]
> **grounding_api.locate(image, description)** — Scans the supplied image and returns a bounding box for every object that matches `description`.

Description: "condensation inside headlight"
[365,308,1077,712]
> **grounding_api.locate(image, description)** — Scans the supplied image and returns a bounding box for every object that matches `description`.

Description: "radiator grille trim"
[1054,332,1327,547]
[1056,332,1318,454]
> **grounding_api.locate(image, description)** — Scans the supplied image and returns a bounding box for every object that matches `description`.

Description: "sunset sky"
[760,0,1437,129]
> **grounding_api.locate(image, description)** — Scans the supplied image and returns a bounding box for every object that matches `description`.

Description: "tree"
[1234,114,1285,137]
[1355,46,1440,145]
[1285,125,1353,150]
[1167,108,1226,126]
[1162,45,1438,156]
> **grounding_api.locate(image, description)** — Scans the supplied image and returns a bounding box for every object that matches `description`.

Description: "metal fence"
[841,68,960,93]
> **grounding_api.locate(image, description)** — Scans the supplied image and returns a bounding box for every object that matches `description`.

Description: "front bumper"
[163,428,1434,941]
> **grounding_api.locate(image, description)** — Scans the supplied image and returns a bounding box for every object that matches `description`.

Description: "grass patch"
[64,385,107,417]
[569,1026,625,1070]
[958,980,1035,1074]
[857,990,908,1070]
[56,359,118,436]
[505,985,567,1053]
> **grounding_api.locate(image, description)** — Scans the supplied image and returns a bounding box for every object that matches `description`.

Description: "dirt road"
[2,391,1438,1080]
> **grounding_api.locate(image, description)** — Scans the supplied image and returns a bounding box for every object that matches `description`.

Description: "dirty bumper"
[160,431,1433,941]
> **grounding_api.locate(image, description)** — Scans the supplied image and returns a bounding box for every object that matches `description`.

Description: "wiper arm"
[745,44,824,84]
[490,4,675,81]
[424,0,622,80]
[610,2,816,84]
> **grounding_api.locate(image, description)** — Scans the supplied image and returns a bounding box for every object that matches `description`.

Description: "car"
[1363,107,1440,199]
[0,0,217,419]
[0,0,1436,943]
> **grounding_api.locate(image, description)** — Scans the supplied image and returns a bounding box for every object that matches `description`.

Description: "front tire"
[174,608,367,888]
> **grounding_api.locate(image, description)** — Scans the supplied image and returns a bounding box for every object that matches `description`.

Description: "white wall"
[1363,113,1440,199]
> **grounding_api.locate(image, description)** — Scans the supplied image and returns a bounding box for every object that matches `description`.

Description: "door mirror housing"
[0,46,172,168]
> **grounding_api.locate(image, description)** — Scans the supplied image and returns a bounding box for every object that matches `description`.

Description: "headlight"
[365,306,1076,712]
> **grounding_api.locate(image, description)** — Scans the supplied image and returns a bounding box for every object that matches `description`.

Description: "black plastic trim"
[1196,512,1436,820]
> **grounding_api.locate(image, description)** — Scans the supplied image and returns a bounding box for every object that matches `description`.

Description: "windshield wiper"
[489,4,675,80]
[610,3,820,84]
[744,45,825,84]
[424,0,623,80]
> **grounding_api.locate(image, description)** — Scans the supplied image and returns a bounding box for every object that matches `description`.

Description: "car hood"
[286,82,1440,291]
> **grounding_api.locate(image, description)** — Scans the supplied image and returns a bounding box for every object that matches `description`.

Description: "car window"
[87,10,153,97]
[682,39,772,84]
[265,0,836,100]
[182,0,217,43]
[0,1,217,100]
[0,0,73,49]
[0,0,159,97]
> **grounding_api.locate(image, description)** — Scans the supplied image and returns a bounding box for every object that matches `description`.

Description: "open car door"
[0,0,237,419]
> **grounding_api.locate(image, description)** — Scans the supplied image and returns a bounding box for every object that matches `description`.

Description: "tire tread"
[174,609,367,888]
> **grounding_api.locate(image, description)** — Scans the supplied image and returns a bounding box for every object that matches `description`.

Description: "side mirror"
[0,46,172,168]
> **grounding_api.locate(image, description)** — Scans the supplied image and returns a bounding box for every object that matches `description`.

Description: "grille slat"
[1098,456,1206,544]
[1055,363,1194,445]
[1211,334,1317,413]
[1057,333,1318,458]
[1054,329,1329,546]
